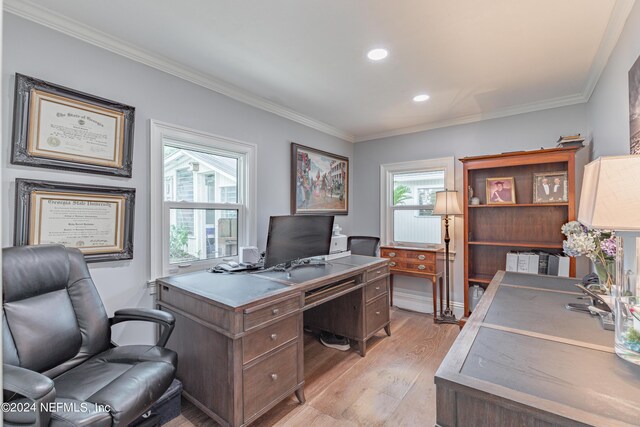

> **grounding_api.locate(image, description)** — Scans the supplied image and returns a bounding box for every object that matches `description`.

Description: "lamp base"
[435,308,457,325]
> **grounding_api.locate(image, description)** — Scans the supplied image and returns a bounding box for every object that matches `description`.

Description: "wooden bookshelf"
[460,147,587,321]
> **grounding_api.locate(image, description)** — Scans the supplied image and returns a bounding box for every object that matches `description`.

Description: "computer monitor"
[264,215,334,268]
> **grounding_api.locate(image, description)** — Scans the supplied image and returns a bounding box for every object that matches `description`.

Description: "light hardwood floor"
[165,307,459,427]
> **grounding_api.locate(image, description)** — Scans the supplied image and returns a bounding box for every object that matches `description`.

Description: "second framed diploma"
[11,74,135,177]
[15,179,135,262]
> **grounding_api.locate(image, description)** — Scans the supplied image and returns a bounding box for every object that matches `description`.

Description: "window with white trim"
[380,157,455,248]
[150,121,256,277]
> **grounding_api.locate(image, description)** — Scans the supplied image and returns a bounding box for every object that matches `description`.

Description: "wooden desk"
[156,255,390,427]
[380,246,444,320]
[435,271,640,426]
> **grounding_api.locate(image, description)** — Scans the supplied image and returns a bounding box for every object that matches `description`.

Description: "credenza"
[156,255,390,427]
[435,271,640,426]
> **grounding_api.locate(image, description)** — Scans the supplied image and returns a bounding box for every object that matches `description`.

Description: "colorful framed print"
[291,143,348,215]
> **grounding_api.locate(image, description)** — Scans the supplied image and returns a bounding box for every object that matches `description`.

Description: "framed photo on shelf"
[11,74,135,177]
[486,177,516,204]
[14,179,135,262]
[533,171,568,203]
[291,143,348,215]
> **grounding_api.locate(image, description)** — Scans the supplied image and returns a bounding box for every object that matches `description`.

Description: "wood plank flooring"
[165,308,459,427]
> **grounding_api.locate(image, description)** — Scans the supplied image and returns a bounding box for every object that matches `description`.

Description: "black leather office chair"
[347,236,380,257]
[2,245,178,426]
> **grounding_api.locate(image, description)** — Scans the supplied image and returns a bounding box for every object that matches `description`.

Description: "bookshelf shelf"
[468,274,493,284]
[468,241,563,249]
[460,146,587,322]
[468,203,569,208]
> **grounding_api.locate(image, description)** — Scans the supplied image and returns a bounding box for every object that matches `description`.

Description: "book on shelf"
[557,134,585,149]
[506,252,519,272]
[506,251,568,276]
[535,251,550,275]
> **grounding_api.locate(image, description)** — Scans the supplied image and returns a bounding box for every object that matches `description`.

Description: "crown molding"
[5,0,634,145]
[583,0,636,101]
[4,0,355,143]
[355,92,588,143]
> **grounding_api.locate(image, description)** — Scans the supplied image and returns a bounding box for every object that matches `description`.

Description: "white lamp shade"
[433,190,462,216]
[578,155,640,231]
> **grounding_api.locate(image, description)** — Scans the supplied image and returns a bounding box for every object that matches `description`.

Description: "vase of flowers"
[561,221,616,293]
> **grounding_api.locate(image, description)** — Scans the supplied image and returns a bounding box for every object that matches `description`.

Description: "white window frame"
[150,120,257,278]
[380,157,456,250]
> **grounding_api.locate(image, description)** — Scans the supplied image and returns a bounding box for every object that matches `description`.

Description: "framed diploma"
[15,179,135,263]
[11,74,135,177]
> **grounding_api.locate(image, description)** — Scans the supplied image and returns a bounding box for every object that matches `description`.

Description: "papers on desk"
[506,251,569,277]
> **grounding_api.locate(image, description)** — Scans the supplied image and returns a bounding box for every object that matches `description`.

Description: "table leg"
[439,276,444,318]
[431,277,438,322]
[295,387,306,404]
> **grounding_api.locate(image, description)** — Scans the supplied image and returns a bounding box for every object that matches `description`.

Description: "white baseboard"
[393,289,465,319]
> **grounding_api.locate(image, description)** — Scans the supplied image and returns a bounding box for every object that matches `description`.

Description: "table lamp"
[433,189,462,324]
[578,155,640,284]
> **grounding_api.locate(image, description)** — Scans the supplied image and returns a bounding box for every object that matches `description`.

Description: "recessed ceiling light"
[367,48,388,61]
[413,94,430,102]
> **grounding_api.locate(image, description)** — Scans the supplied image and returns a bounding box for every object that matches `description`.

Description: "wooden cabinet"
[460,147,588,321]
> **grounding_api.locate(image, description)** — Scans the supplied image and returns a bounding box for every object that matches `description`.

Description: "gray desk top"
[157,255,386,309]
[436,271,640,426]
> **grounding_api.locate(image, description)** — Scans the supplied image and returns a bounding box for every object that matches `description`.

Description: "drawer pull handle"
[389,262,396,267]
[271,373,278,381]
[375,311,381,315]
[388,252,396,257]
[418,265,426,270]
[375,270,382,274]
[375,286,380,290]
[270,333,278,341]
[418,254,426,260]
[272,308,280,315]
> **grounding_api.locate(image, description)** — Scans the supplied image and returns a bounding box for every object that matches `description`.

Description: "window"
[381,157,455,248]
[150,121,257,277]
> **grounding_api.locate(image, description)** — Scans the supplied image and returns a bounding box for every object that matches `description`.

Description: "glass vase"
[593,259,615,294]
[615,296,640,365]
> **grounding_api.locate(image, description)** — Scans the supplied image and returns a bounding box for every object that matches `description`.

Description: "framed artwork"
[630,55,640,155]
[11,74,135,177]
[486,177,516,204]
[15,179,135,262]
[533,171,568,203]
[291,143,348,215]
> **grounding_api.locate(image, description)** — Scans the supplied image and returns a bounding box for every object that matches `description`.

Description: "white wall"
[353,104,589,311]
[1,13,353,344]
[586,1,640,276]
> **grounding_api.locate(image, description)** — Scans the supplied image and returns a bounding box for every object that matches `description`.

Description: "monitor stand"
[274,258,331,279]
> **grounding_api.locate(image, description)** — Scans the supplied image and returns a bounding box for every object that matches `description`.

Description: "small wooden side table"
[380,245,444,321]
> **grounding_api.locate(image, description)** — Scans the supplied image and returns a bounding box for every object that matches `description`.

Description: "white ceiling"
[6,0,634,142]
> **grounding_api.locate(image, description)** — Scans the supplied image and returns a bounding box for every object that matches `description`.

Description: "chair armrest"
[110,308,175,347]
[3,364,56,427]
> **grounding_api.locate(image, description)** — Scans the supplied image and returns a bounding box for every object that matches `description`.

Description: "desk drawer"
[244,296,299,331]
[366,294,389,335]
[158,284,230,330]
[243,315,299,364]
[243,342,298,420]
[365,277,388,302]
[367,265,388,282]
